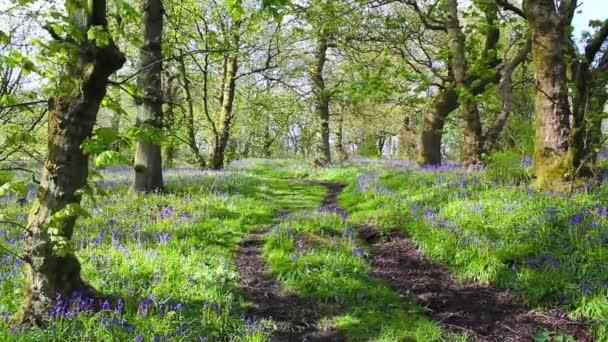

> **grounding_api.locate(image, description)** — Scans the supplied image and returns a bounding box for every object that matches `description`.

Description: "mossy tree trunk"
[19,0,124,323]
[211,26,240,170]
[133,0,164,192]
[523,0,575,185]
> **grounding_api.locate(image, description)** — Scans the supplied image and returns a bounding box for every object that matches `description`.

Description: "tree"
[18,0,124,322]
[403,0,501,165]
[311,29,332,165]
[132,0,165,192]
[211,20,241,170]
[495,0,608,185]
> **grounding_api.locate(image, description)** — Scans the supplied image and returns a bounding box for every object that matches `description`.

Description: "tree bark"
[211,25,240,170]
[19,0,124,322]
[400,116,417,158]
[311,32,331,165]
[416,5,500,166]
[445,0,497,166]
[335,113,348,161]
[417,87,457,165]
[483,39,531,152]
[570,22,608,170]
[523,0,574,185]
[132,0,164,193]
[178,56,206,169]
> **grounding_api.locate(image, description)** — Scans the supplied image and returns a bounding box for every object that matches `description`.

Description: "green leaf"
[0,30,9,45]
[0,180,27,196]
[95,151,131,167]
[54,203,90,220]
[87,26,111,47]
[225,0,244,20]
[126,124,165,145]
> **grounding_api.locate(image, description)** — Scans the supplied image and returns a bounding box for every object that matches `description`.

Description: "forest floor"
[0,159,605,341]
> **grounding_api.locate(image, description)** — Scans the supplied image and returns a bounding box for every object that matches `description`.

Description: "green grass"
[262,209,455,341]
[2,158,605,341]
[295,160,607,341]
[0,168,325,341]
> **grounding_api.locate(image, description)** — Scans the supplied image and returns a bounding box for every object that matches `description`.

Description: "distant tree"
[132,0,165,192]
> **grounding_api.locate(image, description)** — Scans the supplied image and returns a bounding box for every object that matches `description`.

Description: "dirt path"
[313,180,591,341]
[234,181,346,342]
[237,179,591,341]
[358,226,591,341]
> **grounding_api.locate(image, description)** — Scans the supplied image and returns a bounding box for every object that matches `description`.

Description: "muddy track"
[234,180,346,342]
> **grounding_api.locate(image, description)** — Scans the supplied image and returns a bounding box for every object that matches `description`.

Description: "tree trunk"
[335,113,348,161]
[523,0,573,185]
[570,23,608,170]
[178,55,206,169]
[211,27,240,170]
[262,113,274,157]
[19,0,124,322]
[483,39,531,152]
[132,0,164,193]
[445,0,485,166]
[311,32,331,165]
[400,116,417,159]
[377,135,386,157]
[417,88,457,165]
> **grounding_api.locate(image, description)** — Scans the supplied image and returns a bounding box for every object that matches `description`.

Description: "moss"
[532,147,574,190]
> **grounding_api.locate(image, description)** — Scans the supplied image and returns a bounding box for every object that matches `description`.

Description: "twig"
[0,99,47,110]
[107,48,232,86]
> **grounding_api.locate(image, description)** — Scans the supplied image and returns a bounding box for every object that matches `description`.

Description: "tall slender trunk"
[523,0,573,185]
[311,32,331,165]
[162,74,178,169]
[483,39,531,152]
[19,0,124,322]
[132,0,164,192]
[570,24,608,170]
[178,55,206,169]
[377,135,387,157]
[400,116,417,159]
[262,114,274,157]
[211,26,240,170]
[335,113,347,161]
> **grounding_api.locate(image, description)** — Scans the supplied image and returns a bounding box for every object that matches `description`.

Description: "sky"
[572,0,607,41]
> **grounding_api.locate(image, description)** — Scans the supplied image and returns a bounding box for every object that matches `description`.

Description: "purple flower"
[295,238,304,251]
[581,283,592,294]
[568,212,586,226]
[353,247,365,257]
[115,299,124,313]
[155,232,171,242]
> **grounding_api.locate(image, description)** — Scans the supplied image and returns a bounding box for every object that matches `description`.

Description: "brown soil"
[358,226,592,342]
